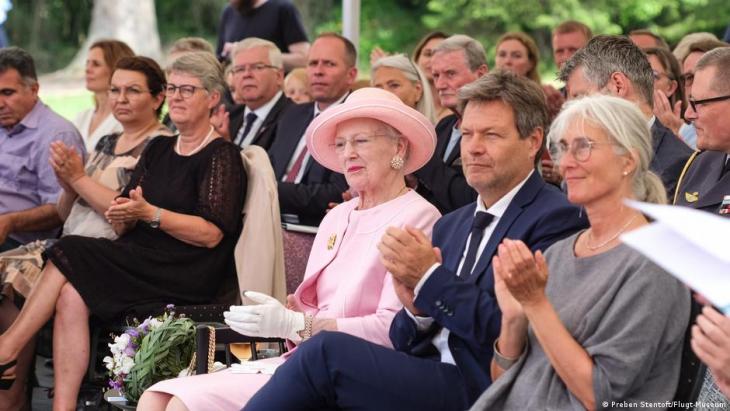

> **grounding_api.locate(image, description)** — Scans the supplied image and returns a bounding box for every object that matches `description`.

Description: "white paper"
[230,361,281,375]
[621,201,730,314]
[625,200,730,262]
[282,223,319,234]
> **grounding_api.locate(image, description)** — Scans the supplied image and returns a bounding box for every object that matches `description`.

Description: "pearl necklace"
[586,214,637,251]
[176,126,215,156]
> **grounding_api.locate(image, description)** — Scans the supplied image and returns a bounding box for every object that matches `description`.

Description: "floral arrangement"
[103,305,196,403]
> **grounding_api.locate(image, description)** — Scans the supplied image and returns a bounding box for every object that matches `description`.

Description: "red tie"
[285,146,308,182]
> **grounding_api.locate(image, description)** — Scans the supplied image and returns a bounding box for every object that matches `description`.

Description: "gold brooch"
[327,234,337,250]
[684,192,699,203]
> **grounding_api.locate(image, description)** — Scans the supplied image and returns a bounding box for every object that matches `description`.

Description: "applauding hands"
[49,141,85,193]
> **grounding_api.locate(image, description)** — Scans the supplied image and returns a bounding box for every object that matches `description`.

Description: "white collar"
[475,170,534,218]
[245,90,282,120]
[314,92,349,117]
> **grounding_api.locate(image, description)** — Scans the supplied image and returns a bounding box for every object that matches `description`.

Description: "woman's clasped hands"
[104,186,156,234]
[224,291,306,341]
[49,140,85,193]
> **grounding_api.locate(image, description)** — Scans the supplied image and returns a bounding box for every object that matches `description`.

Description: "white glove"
[223,291,305,341]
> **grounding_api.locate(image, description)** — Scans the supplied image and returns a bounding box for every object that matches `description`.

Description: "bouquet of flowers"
[103,305,196,403]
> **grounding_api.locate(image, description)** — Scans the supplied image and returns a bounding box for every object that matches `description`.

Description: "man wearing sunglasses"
[560,35,693,199]
[675,47,730,212]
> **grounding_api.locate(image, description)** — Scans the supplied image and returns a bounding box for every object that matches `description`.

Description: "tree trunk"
[62,0,163,75]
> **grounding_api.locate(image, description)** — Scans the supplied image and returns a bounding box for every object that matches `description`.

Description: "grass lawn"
[40,90,94,121]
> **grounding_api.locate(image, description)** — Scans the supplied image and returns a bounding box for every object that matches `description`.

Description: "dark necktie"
[284,111,319,182]
[458,211,494,278]
[235,112,258,147]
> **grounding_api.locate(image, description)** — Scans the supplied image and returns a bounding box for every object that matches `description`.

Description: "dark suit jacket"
[230,93,291,151]
[389,171,588,403]
[268,102,348,225]
[415,114,477,214]
[674,150,730,212]
[651,119,693,199]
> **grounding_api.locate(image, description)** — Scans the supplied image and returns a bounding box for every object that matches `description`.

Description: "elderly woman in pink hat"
[138,87,441,410]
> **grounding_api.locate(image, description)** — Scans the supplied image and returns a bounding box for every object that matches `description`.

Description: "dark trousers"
[244,331,471,411]
[0,238,22,253]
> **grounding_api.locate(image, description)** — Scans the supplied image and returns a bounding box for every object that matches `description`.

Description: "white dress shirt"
[237,90,283,148]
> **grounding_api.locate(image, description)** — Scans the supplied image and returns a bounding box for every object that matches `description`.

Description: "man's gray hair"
[433,34,487,72]
[230,37,283,69]
[0,47,38,87]
[559,35,654,107]
[170,51,226,96]
[457,70,548,166]
[695,47,730,95]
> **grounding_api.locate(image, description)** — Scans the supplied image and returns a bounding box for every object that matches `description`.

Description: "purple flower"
[126,328,139,338]
[123,345,136,357]
[166,304,175,309]
[108,379,123,391]
[139,318,151,332]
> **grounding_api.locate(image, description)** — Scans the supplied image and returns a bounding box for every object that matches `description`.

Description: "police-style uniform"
[673,150,730,213]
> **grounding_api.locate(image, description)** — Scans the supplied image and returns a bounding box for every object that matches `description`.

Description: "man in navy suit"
[560,35,693,198]
[244,72,588,411]
[413,34,488,214]
[268,33,355,225]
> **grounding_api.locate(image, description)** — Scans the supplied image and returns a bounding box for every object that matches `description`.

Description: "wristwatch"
[149,207,162,229]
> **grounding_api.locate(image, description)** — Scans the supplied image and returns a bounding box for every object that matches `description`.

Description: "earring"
[390,155,404,170]
[622,170,629,176]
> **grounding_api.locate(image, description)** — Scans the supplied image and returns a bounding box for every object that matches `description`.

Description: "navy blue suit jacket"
[414,114,477,214]
[268,102,348,225]
[389,171,588,402]
[650,119,693,199]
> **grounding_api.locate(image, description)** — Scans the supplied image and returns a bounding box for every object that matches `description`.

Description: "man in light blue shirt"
[0,47,85,250]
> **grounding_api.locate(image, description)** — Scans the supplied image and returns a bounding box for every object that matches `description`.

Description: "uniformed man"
[674,47,730,213]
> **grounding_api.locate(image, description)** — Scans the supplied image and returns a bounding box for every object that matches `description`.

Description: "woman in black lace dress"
[0,52,246,409]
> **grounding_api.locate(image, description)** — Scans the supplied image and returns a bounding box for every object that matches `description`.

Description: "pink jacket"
[292,190,440,348]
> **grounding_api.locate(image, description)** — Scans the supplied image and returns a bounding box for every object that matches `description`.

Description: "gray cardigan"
[471,233,690,410]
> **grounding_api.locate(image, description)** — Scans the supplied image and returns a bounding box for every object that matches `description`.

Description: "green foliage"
[124,315,196,403]
[6,0,93,73]
[5,0,728,76]
[154,0,225,48]
[421,0,729,80]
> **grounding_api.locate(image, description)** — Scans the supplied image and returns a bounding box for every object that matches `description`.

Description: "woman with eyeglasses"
[137,87,441,411]
[0,55,171,405]
[371,54,436,124]
[73,40,134,152]
[0,52,246,408]
[470,95,690,410]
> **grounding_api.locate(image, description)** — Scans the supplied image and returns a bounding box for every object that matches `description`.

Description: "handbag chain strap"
[207,325,216,373]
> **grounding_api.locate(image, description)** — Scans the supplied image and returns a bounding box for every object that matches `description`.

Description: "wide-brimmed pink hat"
[305,87,436,175]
